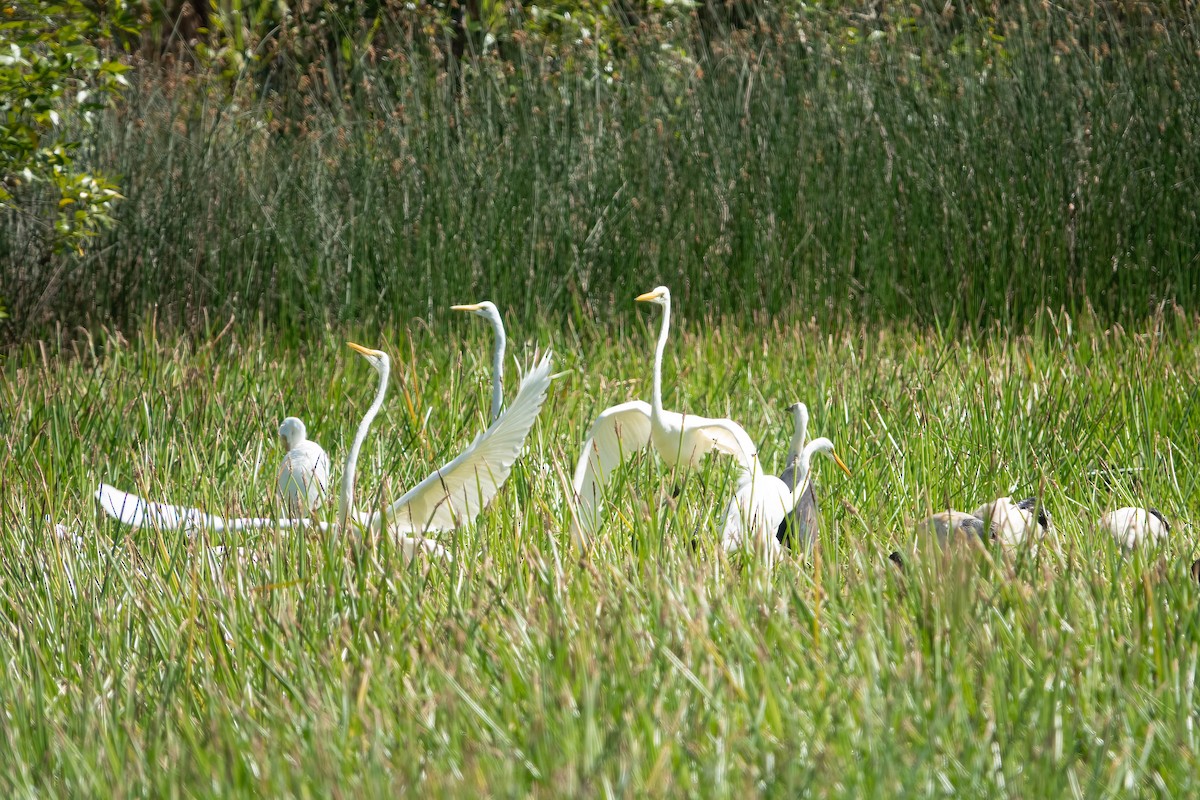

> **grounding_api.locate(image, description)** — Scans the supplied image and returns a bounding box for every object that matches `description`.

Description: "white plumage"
[1098,506,1170,549]
[94,483,304,533]
[970,496,1048,547]
[569,286,758,549]
[720,435,849,564]
[343,342,554,541]
[95,342,553,557]
[277,416,331,514]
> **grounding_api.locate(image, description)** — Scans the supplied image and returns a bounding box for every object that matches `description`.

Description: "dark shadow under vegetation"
[2,0,1198,347]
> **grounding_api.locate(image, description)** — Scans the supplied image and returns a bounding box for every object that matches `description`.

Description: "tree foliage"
[0,0,136,258]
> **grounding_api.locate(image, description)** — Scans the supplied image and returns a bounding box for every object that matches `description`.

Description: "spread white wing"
[678,414,758,470]
[95,483,310,533]
[369,351,554,534]
[568,400,654,548]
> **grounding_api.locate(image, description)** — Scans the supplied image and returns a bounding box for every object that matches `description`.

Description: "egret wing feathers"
[569,400,654,547]
[369,351,554,534]
[95,483,309,533]
[684,415,758,470]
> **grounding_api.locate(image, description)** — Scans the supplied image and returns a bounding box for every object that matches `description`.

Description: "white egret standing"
[720,436,850,564]
[338,342,444,560]
[451,301,506,423]
[344,342,553,538]
[1098,507,1169,549]
[776,402,820,551]
[277,416,331,514]
[570,286,758,549]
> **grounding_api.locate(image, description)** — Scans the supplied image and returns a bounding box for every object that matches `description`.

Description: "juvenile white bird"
[277,416,331,515]
[1098,507,1170,549]
[570,286,758,549]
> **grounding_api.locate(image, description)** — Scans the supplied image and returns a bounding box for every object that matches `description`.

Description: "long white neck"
[338,359,389,532]
[651,297,670,417]
[793,438,831,500]
[785,413,808,469]
[489,314,506,424]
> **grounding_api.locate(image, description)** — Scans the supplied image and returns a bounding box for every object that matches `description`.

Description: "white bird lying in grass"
[720,426,850,565]
[971,496,1050,547]
[96,343,554,556]
[913,496,1049,548]
[1098,507,1170,549]
[892,496,1051,568]
[570,286,759,550]
[277,416,331,514]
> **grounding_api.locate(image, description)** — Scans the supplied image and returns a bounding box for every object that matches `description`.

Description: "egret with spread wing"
[570,286,758,549]
[97,340,553,551]
[344,341,554,539]
[451,301,506,423]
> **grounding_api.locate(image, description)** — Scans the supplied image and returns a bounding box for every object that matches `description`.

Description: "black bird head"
[888,551,905,571]
[1016,496,1050,530]
[1148,508,1170,533]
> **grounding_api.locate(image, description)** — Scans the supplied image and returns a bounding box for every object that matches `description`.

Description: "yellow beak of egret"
[450,303,485,312]
[635,289,663,303]
[347,341,380,357]
[831,451,852,477]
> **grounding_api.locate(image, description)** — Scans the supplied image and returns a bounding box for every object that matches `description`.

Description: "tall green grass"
[3,4,1198,344]
[2,306,1199,794]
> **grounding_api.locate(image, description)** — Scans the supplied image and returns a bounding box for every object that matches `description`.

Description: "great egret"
[277,416,331,514]
[1098,507,1169,549]
[344,341,554,538]
[776,402,820,551]
[97,342,554,547]
[569,286,758,548]
[451,301,506,423]
[338,342,445,560]
[720,435,850,563]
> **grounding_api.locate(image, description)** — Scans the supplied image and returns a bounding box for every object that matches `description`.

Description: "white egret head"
[451,301,502,327]
[788,401,810,428]
[348,341,389,374]
[635,286,671,306]
[806,437,852,477]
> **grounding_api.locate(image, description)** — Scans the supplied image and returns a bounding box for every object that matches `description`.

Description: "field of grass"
[3,304,1200,795]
